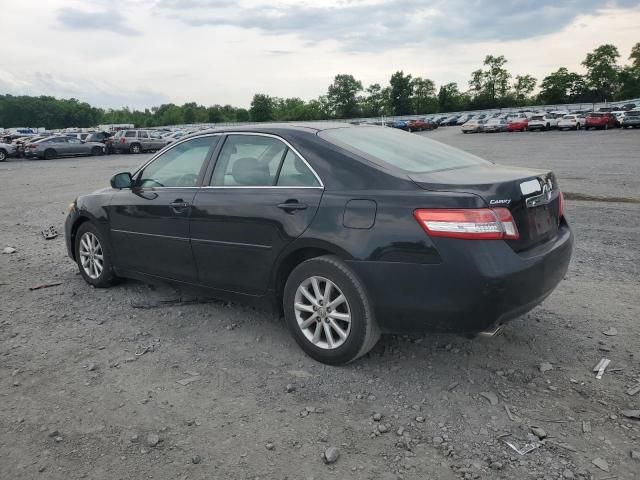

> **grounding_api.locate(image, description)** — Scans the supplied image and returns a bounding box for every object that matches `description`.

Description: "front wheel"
[91,146,103,156]
[75,222,116,288]
[604,123,609,130]
[44,149,57,160]
[0,149,6,162]
[283,255,380,365]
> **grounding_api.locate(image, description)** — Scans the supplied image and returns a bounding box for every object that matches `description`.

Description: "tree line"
[1,43,638,129]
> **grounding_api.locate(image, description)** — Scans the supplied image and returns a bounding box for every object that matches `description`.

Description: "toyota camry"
[65,124,573,365]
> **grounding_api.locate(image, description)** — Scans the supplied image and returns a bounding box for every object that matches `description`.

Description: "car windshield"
[319,126,490,173]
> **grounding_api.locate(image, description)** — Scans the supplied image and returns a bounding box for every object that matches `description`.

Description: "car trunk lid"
[409,164,562,251]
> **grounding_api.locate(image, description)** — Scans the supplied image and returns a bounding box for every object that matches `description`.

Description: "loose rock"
[591,458,609,472]
[631,450,640,461]
[539,362,553,373]
[530,426,547,440]
[192,455,201,464]
[146,433,160,447]
[373,413,382,421]
[323,446,340,464]
[2,247,16,254]
[602,327,618,336]
[286,383,296,393]
[480,391,498,405]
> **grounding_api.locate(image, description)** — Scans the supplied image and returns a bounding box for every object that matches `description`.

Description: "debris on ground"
[191,455,201,464]
[591,458,609,472]
[176,376,201,386]
[593,358,611,379]
[530,426,547,440]
[502,439,539,455]
[480,391,499,405]
[286,383,296,393]
[41,226,58,240]
[631,451,640,461]
[621,410,640,420]
[602,327,618,336]
[582,421,591,433]
[626,384,640,396]
[323,446,340,464]
[539,362,553,373]
[2,246,16,254]
[29,282,63,291]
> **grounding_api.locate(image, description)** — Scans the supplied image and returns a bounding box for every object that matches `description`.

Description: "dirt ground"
[1,127,639,480]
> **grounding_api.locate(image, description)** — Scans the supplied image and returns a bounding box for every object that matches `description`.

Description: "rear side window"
[277,150,320,187]
[125,131,136,138]
[319,126,489,174]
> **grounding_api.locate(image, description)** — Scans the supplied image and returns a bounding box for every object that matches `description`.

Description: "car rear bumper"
[347,220,573,333]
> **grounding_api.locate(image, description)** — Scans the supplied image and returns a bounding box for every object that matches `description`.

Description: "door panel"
[190,188,323,294]
[109,188,198,281]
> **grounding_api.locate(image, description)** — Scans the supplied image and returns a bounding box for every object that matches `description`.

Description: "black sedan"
[65,124,573,365]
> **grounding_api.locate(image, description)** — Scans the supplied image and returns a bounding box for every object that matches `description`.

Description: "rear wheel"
[0,149,6,162]
[75,222,116,288]
[130,143,142,154]
[44,149,57,160]
[283,255,380,365]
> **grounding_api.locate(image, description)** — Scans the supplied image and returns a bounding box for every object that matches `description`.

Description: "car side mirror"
[111,172,133,189]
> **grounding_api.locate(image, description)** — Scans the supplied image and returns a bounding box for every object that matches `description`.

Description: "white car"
[528,114,559,131]
[461,119,486,133]
[557,114,584,130]
[0,142,17,161]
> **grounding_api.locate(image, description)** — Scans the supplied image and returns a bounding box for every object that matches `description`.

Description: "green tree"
[467,55,512,107]
[582,44,620,101]
[361,83,389,117]
[389,71,413,115]
[327,74,363,118]
[438,83,465,112]
[249,94,275,122]
[513,74,537,103]
[410,77,437,114]
[538,68,585,104]
[617,43,640,100]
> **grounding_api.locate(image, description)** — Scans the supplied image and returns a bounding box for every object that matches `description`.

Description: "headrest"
[231,157,270,185]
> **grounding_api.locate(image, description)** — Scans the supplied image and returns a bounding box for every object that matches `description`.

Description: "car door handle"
[170,200,190,212]
[277,201,308,213]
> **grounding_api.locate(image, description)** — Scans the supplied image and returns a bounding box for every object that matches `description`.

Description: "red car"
[506,118,528,132]
[585,112,617,130]
[407,119,437,131]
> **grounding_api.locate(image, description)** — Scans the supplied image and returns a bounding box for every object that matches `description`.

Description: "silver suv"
[112,129,168,154]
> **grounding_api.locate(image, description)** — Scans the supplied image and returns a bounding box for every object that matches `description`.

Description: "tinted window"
[277,150,320,187]
[138,136,217,188]
[53,137,68,143]
[124,131,136,138]
[68,138,81,144]
[211,135,287,186]
[138,131,149,138]
[319,126,489,174]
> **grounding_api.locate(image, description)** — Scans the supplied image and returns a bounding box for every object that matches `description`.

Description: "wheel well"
[69,217,91,260]
[274,247,334,307]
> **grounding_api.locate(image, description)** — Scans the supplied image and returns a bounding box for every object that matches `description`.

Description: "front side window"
[320,126,489,174]
[137,136,217,188]
[211,135,287,186]
[138,131,149,139]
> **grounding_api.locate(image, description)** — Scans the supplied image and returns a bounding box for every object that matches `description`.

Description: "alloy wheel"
[294,276,351,350]
[79,232,104,280]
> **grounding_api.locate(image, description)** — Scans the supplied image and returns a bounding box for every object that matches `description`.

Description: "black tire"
[130,143,142,154]
[44,149,57,160]
[91,146,103,156]
[604,123,609,130]
[74,222,116,288]
[283,255,380,365]
[0,149,6,162]
[576,123,581,130]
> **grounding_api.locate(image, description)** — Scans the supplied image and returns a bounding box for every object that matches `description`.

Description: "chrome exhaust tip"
[478,324,505,337]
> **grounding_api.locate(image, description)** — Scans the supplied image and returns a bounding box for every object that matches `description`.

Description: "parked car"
[407,119,437,131]
[164,131,188,143]
[66,132,90,141]
[24,136,105,159]
[557,114,584,130]
[456,114,474,125]
[442,115,461,126]
[64,124,572,364]
[620,110,640,128]
[506,118,528,132]
[585,112,617,130]
[461,119,486,133]
[528,115,558,131]
[390,120,410,131]
[482,118,508,133]
[0,141,17,161]
[112,129,168,154]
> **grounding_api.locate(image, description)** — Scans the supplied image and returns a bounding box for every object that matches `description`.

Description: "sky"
[2,0,640,109]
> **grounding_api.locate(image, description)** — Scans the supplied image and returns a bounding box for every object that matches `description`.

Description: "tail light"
[120,138,126,144]
[558,191,565,218]
[414,208,519,240]
[27,144,37,148]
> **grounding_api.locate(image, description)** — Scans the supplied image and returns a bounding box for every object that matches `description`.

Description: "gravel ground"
[1,127,639,480]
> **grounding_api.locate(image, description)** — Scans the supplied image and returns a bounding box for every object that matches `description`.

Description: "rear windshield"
[319,126,490,173]
[626,111,640,116]
[531,115,544,120]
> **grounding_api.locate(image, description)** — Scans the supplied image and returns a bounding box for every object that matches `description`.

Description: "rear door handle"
[277,201,308,213]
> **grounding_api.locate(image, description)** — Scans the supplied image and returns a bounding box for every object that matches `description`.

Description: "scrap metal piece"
[41,226,58,240]
[593,358,611,379]
[502,439,540,455]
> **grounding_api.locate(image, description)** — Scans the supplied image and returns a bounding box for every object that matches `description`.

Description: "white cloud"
[1,0,639,108]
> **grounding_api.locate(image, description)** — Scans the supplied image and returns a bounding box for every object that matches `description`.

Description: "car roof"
[196,122,355,136]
